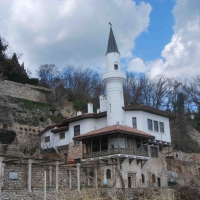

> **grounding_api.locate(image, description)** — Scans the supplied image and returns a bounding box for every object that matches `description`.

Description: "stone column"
[69,169,72,189]
[55,161,59,192]
[95,167,98,189]
[1,163,5,187]
[49,166,53,187]
[0,157,4,193]
[28,159,33,192]
[161,168,167,187]
[87,168,90,186]
[76,163,81,192]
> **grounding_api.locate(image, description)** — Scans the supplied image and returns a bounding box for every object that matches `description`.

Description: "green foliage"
[166,156,174,159]
[188,139,200,153]
[0,129,16,144]
[73,99,87,111]
[98,184,112,188]
[0,36,38,86]
[193,113,200,131]
[21,147,37,156]
[48,114,65,123]
[26,78,39,86]
[33,116,39,125]
[34,88,51,94]
[13,97,56,112]
[168,181,179,186]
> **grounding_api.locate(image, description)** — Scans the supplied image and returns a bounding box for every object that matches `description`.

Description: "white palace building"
[40,25,174,188]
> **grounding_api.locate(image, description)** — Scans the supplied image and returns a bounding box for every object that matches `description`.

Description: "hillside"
[0,80,76,147]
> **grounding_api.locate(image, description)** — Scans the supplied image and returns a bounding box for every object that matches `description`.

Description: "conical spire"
[106,26,119,54]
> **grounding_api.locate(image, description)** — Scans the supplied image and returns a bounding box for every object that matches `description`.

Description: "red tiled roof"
[74,124,155,140]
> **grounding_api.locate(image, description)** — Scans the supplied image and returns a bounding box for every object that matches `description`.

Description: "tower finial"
[106,22,119,54]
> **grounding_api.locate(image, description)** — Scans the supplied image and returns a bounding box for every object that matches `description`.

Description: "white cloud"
[0,0,152,76]
[126,0,200,78]
[148,0,200,78]
[127,57,148,73]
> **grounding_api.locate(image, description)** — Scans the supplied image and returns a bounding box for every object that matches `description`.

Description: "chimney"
[88,103,93,113]
[77,111,82,116]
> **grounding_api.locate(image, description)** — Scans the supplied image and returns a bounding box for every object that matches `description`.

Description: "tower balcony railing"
[83,148,148,159]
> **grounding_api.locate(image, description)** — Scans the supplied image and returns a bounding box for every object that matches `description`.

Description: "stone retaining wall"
[1,189,69,200]
[0,80,51,102]
[3,163,88,191]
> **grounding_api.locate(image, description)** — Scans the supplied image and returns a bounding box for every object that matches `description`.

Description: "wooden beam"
[141,160,147,168]
[119,157,126,164]
[101,159,108,164]
[110,158,117,163]
[129,158,134,164]
[137,160,140,166]
[136,159,147,168]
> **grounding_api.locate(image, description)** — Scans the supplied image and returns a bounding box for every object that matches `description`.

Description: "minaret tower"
[102,24,126,126]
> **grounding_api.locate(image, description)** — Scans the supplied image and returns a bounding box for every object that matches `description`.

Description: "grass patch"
[13,97,56,112]
[34,88,52,95]
[166,156,174,159]
[168,181,179,186]
[48,113,65,123]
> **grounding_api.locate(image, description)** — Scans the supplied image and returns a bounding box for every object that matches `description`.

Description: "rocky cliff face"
[0,81,76,146]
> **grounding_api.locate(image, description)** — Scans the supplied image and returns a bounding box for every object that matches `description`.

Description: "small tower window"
[114,64,118,70]
[106,169,111,179]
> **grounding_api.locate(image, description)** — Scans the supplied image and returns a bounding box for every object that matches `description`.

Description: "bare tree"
[37,64,61,88]
[183,75,200,111]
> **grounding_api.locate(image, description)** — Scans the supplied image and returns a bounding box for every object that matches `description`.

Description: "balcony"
[83,148,148,159]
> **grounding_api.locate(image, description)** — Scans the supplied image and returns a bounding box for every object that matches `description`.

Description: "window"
[159,122,164,133]
[142,174,145,183]
[147,119,153,130]
[44,136,50,143]
[154,121,159,132]
[114,64,118,70]
[150,147,158,158]
[59,132,65,139]
[106,169,111,179]
[132,117,137,129]
[74,125,80,145]
[141,145,147,152]
[148,119,164,133]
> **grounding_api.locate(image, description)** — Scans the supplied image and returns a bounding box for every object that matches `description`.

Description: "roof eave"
[73,130,155,141]
[123,105,175,120]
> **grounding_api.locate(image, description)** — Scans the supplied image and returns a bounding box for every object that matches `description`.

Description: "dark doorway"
[128,176,132,188]
[157,178,161,187]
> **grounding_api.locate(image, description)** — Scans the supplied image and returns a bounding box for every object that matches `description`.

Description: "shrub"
[0,129,16,144]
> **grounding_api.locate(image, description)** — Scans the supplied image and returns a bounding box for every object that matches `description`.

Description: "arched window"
[152,174,156,183]
[142,174,145,183]
[114,61,119,70]
[106,169,111,179]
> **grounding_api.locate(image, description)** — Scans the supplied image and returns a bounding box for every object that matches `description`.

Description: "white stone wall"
[125,110,171,143]
[99,151,167,188]
[41,116,107,149]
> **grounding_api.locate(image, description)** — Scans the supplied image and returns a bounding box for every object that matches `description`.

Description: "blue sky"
[134,0,175,61]
[0,0,200,78]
